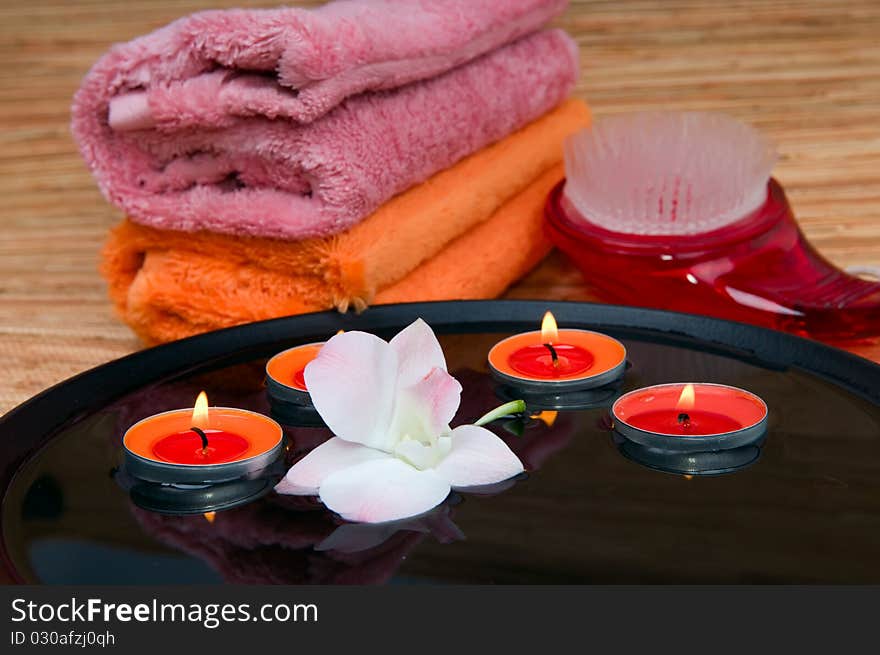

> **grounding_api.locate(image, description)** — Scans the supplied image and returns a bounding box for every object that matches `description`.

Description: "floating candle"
[123,391,284,484]
[268,342,323,389]
[265,342,325,406]
[266,332,344,406]
[488,311,626,392]
[612,383,768,451]
[150,391,250,464]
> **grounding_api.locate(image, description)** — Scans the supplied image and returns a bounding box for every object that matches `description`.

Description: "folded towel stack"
[73,0,589,343]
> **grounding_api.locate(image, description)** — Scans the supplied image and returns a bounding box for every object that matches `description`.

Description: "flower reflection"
[131,494,463,584]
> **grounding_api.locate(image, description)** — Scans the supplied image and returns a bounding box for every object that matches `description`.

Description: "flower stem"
[474,400,527,427]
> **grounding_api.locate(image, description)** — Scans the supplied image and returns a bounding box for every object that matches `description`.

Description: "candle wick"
[191,426,209,452]
[543,343,559,367]
[677,412,691,428]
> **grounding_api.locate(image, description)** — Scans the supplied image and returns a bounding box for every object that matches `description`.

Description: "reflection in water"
[315,503,465,554]
[127,470,542,583]
[115,467,286,515]
[614,433,764,476]
[494,380,623,412]
[269,401,325,427]
[131,495,461,584]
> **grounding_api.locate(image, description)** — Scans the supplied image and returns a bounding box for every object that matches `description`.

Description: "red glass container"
[545,179,880,341]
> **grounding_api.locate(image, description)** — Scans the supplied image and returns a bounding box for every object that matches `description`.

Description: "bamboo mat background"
[1,0,879,414]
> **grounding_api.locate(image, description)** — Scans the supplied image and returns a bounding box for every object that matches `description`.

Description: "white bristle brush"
[563,111,778,236]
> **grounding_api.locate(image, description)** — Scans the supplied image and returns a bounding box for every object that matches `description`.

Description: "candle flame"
[683,474,694,481]
[192,391,210,429]
[676,384,696,411]
[336,329,345,335]
[203,511,216,523]
[541,311,558,344]
[531,410,558,427]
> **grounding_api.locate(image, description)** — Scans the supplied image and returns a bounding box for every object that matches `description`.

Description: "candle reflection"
[614,431,764,477]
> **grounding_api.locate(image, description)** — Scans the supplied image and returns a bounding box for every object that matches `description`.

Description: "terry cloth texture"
[73,27,578,240]
[101,100,589,343]
[95,0,569,128]
[102,164,563,344]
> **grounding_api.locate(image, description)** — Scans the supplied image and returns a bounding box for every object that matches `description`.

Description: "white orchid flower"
[275,319,524,523]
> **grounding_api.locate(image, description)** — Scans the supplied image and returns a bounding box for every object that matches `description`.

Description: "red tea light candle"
[612,383,768,451]
[123,391,284,484]
[488,312,627,392]
[265,341,325,406]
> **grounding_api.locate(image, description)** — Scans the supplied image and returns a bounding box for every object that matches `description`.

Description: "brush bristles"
[563,112,777,236]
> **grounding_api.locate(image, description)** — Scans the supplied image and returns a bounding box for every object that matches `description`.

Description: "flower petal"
[319,458,451,523]
[410,367,462,432]
[432,425,525,488]
[390,318,447,386]
[390,368,462,450]
[304,330,398,450]
[275,437,387,495]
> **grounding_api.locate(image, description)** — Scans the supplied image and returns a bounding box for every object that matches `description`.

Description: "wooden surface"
[1,0,879,414]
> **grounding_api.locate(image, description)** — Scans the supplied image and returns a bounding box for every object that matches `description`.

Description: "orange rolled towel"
[101,100,589,343]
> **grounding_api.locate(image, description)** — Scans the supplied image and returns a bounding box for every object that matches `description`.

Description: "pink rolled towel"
[72,28,579,239]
